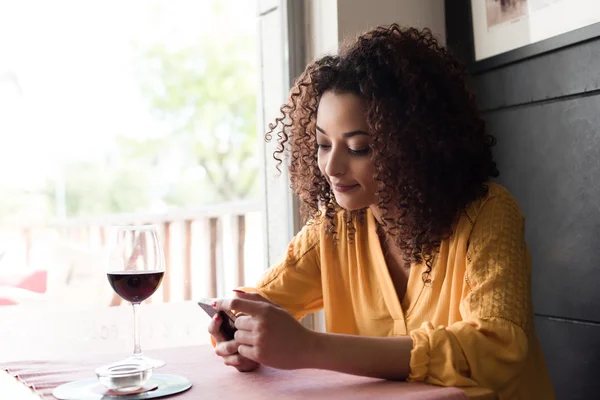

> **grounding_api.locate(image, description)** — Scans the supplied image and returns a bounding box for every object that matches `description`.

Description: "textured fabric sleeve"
[408,191,531,399]
[239,222,323,321]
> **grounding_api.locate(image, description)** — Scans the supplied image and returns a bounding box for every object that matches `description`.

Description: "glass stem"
[132,302,142,358]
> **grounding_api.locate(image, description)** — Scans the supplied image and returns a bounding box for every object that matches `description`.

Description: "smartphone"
[198,297,237,340]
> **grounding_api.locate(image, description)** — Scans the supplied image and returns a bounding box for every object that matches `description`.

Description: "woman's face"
[316,91,378,211]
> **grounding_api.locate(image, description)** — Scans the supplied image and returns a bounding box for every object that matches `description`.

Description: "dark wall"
[446,2,600,399]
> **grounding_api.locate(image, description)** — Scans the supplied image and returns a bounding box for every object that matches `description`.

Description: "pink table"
[3,345,487,399]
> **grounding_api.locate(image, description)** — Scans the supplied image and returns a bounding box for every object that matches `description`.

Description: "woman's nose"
[325,148,346,177]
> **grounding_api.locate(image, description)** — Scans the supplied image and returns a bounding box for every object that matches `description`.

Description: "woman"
[208,24,555,399]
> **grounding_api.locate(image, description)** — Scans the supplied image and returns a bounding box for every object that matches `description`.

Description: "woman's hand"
[208,292,268,372]
[214,296,316,370]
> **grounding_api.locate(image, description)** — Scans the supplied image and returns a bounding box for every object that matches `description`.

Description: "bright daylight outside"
[0,0,265,362]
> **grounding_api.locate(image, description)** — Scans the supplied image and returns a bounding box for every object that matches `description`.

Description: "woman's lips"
[332,184,359,193]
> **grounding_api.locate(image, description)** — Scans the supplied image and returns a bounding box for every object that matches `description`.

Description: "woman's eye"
[349,148,371,156]
[317,143,370,155]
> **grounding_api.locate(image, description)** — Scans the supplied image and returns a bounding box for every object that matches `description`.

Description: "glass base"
[125,355,166,369]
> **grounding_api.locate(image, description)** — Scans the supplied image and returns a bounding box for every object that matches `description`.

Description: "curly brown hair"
[267,24,498,276]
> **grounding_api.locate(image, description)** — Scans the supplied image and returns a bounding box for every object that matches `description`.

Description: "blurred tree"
[0,186,52,223]
[43,161,153,217]
[129,17,259,206]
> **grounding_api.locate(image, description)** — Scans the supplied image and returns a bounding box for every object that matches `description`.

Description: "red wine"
[107,271,164,303]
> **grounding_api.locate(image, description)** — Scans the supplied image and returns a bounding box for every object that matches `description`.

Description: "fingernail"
[214,313,221,322]
[211,301,217,307]
[232,289,245,294]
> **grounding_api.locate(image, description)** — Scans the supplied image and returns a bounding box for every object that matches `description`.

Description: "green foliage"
[132,33,259,204]
[0,186,52,223]
[51,161,152,217]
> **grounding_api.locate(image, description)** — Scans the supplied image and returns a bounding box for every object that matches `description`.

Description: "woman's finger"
[238,344,260,363]
[233,291,274,305]
[223,354,260,372]
[236,360,260,372]
[222,354,242,367]
[208,313,227,343]
[215,297,267,317]
[215,339,240,357]
[233,329,256,345]
[234,315,256,331]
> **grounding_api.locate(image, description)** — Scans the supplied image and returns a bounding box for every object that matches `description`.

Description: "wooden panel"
[473,38,600,110]
[183,220,193,301]
[99,226,107,247]
[231,215,246,288]
[208,217,219,298]
[535,316,600,400]
[486,95,600,322]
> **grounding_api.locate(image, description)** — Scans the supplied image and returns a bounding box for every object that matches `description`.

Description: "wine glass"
[107,225,166,368]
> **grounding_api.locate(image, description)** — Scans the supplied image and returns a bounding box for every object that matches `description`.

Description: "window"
[0,0,293,361]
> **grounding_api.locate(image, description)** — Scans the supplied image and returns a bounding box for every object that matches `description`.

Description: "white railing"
[0,201,264,307]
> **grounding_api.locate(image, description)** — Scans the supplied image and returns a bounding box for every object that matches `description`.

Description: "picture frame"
[468,0,600,73]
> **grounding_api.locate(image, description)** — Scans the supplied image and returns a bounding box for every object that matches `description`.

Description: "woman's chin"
[334,198,368,212]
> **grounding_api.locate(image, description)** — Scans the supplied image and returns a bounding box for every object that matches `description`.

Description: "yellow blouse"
[242,183,555,399]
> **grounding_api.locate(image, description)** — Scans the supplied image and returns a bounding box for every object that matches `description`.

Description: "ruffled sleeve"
[239,222,323,321]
